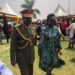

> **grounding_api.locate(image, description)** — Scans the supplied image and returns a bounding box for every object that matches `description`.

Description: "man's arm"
[10,27,18,66]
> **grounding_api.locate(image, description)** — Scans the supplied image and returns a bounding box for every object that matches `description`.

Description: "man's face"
[22,16,32,26]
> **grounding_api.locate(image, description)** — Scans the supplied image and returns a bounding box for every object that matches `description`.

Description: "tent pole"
[16,17,19,24]
[68,0,70,16]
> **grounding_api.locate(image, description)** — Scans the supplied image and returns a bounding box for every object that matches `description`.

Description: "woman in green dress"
[38,14,62,75]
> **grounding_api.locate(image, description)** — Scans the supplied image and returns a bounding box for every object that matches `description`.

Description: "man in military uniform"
[10,9,35,75]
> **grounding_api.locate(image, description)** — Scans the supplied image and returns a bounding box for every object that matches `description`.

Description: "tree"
[21,0,40,18]
[0,7,2,10]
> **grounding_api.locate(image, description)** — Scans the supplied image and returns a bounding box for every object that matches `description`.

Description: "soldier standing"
[10,9,35,75]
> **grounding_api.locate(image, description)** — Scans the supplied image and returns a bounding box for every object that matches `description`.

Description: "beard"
[22,17,32,26]
[23,20,31,26]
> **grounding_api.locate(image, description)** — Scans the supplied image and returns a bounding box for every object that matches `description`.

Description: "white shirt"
[67,23,75,38]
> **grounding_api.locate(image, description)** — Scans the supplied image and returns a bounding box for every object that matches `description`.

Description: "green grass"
[0,41,75,75]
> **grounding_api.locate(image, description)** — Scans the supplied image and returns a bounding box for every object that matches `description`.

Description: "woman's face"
[47,16,56,28]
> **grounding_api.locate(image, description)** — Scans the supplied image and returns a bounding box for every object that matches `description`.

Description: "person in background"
[36,19,42,45]
[2,14,10,43]
[10,8,35,75]
[36,19,42,36]
[67,19,75,48]
[8,25,12,37]
[60,19,67,40]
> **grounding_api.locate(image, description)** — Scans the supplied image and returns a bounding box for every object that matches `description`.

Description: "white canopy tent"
[54,4,68,16]
[0,3,20,17]
[0,3,21,24]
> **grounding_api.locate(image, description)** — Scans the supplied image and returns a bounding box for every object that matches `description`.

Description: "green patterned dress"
[39,26,61,72]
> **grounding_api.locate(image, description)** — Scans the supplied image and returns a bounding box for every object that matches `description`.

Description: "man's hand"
[11,61,16,67]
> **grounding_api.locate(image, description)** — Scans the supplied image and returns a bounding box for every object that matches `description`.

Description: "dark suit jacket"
[10,24,35,65]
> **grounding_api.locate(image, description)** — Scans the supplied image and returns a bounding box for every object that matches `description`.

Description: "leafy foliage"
[21,0,40,18]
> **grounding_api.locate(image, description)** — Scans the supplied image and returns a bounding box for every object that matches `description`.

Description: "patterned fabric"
[39,25,61,72]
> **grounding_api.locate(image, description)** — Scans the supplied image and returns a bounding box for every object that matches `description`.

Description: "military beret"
[20,8,33,17]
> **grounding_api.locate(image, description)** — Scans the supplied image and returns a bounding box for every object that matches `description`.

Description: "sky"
[0,0,75,20]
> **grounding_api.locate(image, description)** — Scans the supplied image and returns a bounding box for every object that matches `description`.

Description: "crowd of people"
[0,14,75,47]
[10,8,75,75]
[0,23,12,44]
[0,14,15,45]
[0,8,75,75]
